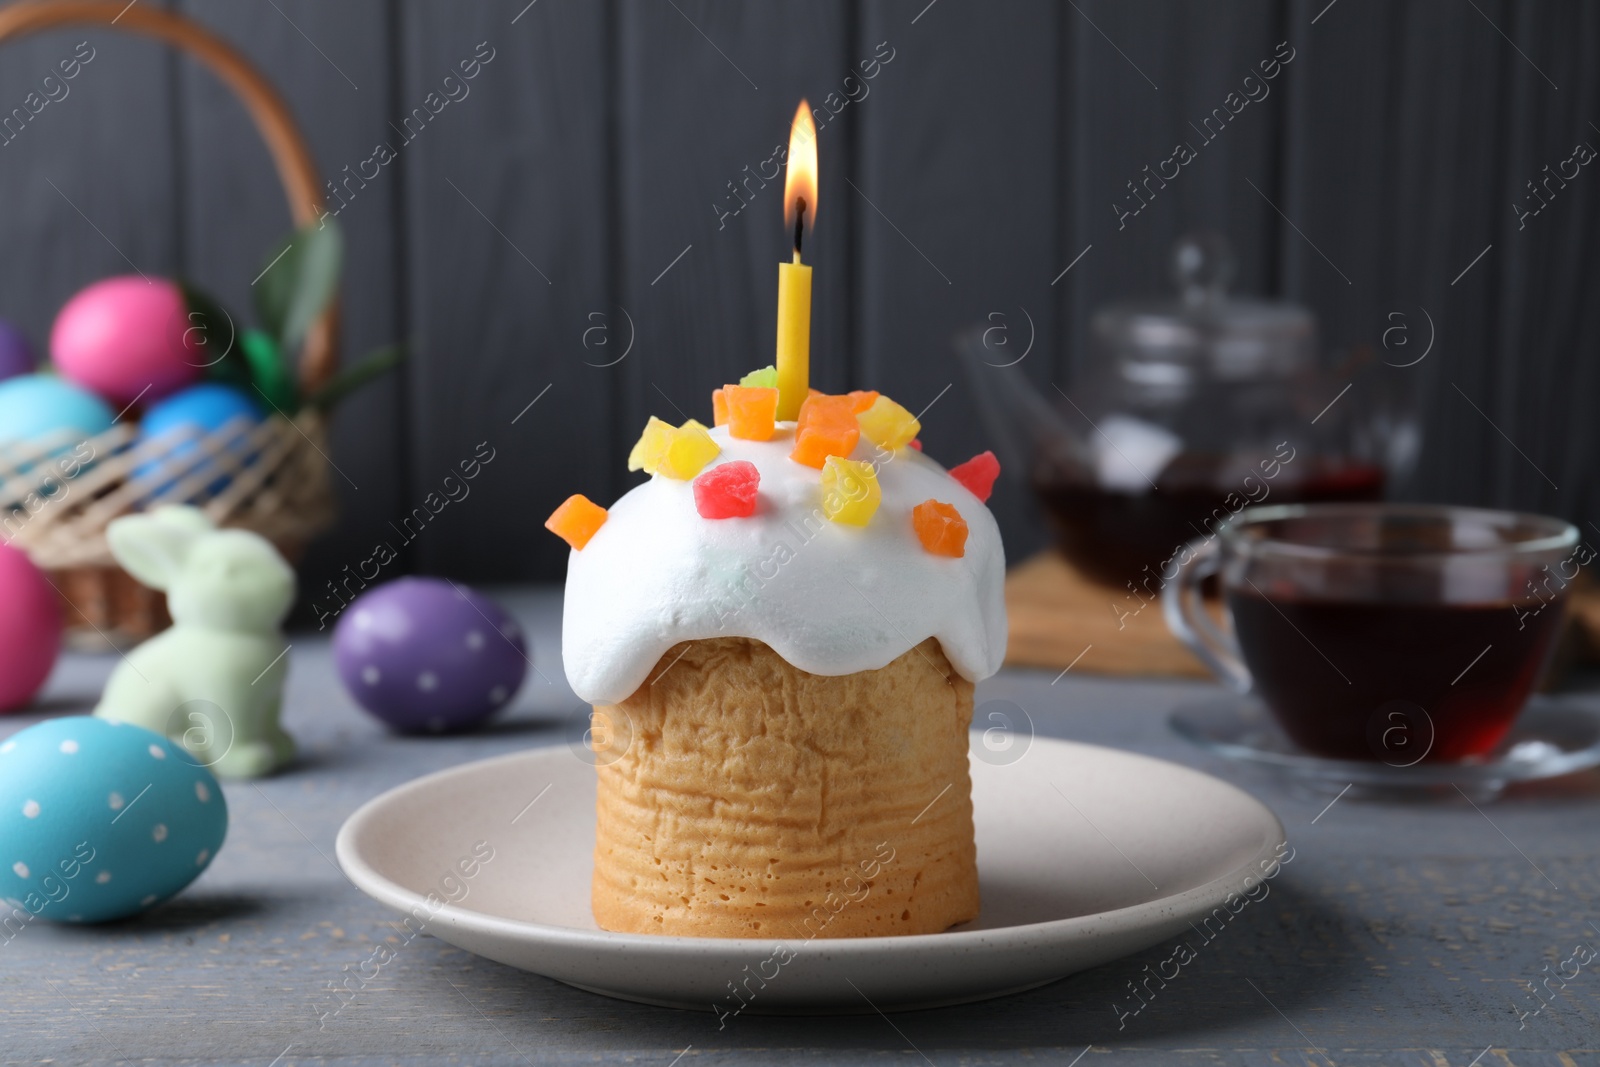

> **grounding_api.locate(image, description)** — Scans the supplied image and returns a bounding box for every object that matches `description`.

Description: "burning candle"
[775,100,817,422]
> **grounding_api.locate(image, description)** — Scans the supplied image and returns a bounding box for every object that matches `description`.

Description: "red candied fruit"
[693,460,760,519]
[949,450,1000,502]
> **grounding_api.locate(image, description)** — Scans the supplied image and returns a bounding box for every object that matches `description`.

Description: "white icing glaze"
[560,423,1007,705]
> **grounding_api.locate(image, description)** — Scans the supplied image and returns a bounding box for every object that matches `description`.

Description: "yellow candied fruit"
[545,494,608,550]
[821,456,881,526]
[660,419,720,479]
[627,416,674,473]
[856,395,920,451]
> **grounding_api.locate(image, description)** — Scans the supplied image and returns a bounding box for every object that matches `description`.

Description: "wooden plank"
[1061,0,1282,385]
[7,596,1600,1061]
[397,0,613,582]
[856,0,1062,560]
[1478,0,1600,516]
[0,24,178,376]
[1279,0,1509,511]
[175,0,407,617]
[614,0,853,494]
[1004,550,1211,677]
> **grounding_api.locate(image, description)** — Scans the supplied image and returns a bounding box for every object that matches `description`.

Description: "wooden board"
[1004,550,1213,678]
[7,587,1600,1064]
[1009,548,1600,681]
[857,0,1062,555]
[397,0,615,583]
[0,23,179,366]
[4,1,1598,593]
[176,0,408,614]
[614,0,854,478]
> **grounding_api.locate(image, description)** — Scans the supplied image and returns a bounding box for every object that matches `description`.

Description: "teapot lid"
[1091,233,1314,373]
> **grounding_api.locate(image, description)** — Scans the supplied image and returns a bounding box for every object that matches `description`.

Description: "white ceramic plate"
[336,736,1285,1013]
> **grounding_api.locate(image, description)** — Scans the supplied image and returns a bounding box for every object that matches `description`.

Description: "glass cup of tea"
[1164,503,1582,763]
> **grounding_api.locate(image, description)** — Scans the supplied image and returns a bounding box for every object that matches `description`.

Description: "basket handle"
[0,0,339,393]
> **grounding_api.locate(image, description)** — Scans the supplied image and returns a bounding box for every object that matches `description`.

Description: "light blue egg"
[0,374,114,453]
[134,383,263,498]
[0,716,227,924]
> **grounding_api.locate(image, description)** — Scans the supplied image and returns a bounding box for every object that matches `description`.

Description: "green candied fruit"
[739,365,779,388]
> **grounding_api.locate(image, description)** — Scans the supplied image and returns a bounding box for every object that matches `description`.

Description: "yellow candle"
[776,252,812,421]
[776,99,817,422]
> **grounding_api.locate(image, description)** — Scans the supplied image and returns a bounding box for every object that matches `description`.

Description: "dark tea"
[1227,590,1567,761]
[1035,455,1384,587]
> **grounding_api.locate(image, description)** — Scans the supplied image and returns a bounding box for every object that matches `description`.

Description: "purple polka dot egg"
[334,578,528,734]
[0,716,227,924]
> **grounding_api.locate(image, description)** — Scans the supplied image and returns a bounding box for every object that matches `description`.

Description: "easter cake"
[546,376,1005,938]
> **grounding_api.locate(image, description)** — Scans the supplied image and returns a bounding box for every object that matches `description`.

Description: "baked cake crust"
[591,636,979,938]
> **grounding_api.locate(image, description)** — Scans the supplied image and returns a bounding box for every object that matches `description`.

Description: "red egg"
[51,277,203,406]
[0,544,62,712]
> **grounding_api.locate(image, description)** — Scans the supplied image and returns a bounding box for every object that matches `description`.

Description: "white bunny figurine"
[94,505,297,778]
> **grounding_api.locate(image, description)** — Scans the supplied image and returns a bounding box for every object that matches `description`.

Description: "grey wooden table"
[4,587,1599,1066]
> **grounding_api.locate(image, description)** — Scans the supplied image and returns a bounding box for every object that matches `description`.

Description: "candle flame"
[783,100,818,238]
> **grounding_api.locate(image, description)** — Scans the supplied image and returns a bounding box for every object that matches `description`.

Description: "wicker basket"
[0,1,339,649]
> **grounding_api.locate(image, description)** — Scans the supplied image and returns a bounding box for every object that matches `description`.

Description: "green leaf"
[239,329,299,415]
[179,282,246,387]
[254,218,343,356]
[304,344,405,412]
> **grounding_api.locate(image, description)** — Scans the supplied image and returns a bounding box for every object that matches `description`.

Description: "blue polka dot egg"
[0,717,227,923]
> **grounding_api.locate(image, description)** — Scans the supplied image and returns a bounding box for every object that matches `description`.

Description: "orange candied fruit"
[848,389,880,413]
[712,388,729,427]
[790,393,862,467]
[545,494,609,550]
[912,499,967,557]
[724,384,779,441]
[797,392,857,428]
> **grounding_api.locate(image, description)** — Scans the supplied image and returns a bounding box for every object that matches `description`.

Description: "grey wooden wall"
[0,0,1595,598]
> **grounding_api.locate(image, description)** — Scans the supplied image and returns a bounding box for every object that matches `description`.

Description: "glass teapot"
[961,233,1418,588]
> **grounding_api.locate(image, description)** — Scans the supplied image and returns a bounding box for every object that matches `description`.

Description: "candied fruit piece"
[627,416,675,473]
[821,456,881,526]
[908,438,923,452]
[660,419,720,479]
[791,410,860,468]
[912,499,967,557]
[712,388,729,427]
[856,395,921,451]
[693,460,760,518]
[797,392,857,429]
[545,494,608,550]
[848,389,880,413]
[724,385,779,441]
[740,365,779,388]
[949,450,1000,502]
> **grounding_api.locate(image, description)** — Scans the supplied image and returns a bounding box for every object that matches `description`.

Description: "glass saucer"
[1169,695,1600,801]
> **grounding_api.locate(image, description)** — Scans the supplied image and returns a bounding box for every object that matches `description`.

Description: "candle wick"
[793,198,807,260]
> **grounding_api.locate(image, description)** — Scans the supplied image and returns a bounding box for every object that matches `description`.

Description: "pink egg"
[51,277,203,406]
[0,543,62,712]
